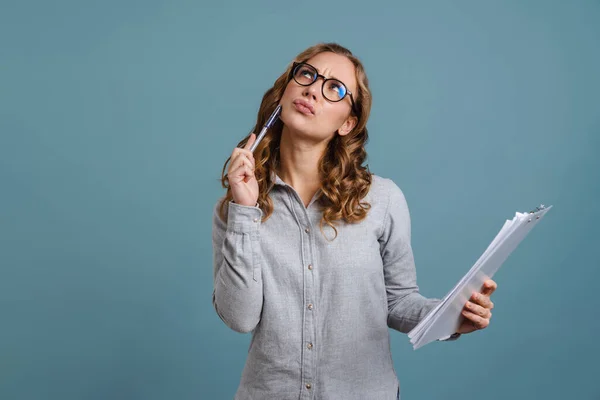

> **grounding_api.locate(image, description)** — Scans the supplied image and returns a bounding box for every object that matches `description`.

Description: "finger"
[233,148,255,166]
[471,292,494,309]
[481,280,497,296]
[230,149,242,166]
[233,157,251,175]
[243,133,256,151]
[228,156,242,176]
[461,310,490,329]
[464,301,492,319]
[231,152,250,171]
[230,161,246,176]
[238,158,256,177]
[235,151,248,165]
[242,163,254,180]
[239,151,255,169]
[230,164,253,185]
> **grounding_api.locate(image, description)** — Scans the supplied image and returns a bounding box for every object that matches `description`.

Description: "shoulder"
[369,174,412,238]
[364,174,411,232]
[368,173,409,208]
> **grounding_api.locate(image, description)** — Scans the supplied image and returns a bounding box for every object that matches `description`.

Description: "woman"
[212,42,497,400]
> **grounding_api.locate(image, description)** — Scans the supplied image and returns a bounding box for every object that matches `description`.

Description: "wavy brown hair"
[218,42,373,240]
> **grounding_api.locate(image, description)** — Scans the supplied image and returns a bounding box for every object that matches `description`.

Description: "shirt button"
[253,218,259,223]
[306,383,312,389]
[305,227,310,233]
[308,264,313,270]
[307,343,313,349]
[307,304,313,310]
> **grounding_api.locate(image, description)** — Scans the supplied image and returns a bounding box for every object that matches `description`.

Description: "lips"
[292,99,315,115]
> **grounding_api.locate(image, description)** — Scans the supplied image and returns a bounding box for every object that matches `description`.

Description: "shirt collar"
[270,171,323,207]
[271,171,288,187]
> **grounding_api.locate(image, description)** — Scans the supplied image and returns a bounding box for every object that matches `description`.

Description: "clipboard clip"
[528,204,547,222]
[529,204,546,214]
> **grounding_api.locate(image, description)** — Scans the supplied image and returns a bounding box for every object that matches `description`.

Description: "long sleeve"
[378,180,441,334]
[212,199,264,333]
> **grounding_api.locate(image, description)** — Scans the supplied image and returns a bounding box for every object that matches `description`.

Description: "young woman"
[212,42,497,400]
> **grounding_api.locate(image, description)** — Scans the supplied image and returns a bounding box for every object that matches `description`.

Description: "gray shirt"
[212,173,458,400]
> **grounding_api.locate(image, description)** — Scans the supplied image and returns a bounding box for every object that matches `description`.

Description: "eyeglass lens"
[293,64,348,102]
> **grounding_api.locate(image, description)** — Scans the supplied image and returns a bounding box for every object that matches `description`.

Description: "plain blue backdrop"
[1,1,599,399]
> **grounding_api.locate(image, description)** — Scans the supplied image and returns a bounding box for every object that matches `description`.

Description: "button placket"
[291,196,316,398]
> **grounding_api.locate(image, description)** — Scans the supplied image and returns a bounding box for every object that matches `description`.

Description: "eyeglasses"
[290,62,359,116]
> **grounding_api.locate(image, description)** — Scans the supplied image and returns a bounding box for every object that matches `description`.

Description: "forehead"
[304,52,357,93]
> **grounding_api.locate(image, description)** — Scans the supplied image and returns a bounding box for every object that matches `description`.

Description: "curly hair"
[218,42,373,241]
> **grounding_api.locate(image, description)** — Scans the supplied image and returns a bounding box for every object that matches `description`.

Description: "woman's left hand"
[456,279,497,334]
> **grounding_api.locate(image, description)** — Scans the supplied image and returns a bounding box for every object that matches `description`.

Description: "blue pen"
[250,105,282,152]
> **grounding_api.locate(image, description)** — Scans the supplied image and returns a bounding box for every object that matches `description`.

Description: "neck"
[276,126,327,199]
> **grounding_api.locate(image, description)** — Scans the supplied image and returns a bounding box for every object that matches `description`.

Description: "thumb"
[481,279,497,296]
[244,133,256,151]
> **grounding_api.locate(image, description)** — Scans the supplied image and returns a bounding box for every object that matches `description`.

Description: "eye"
[299,68,314,79]
[328,81,346,97]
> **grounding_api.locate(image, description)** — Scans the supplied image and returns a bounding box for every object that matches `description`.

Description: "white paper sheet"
[408,205,552,350]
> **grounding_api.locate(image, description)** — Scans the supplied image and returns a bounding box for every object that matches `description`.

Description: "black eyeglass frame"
[290,61,359,117]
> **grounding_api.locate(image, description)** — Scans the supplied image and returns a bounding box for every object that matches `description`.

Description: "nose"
[302,81,320,101]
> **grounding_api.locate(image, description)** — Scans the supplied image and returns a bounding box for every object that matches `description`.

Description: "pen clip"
[249,104,282,153]
[265,105,282,129]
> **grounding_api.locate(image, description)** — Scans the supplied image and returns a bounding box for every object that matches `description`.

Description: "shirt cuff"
[231,200,260,208]
[227,201,263,235]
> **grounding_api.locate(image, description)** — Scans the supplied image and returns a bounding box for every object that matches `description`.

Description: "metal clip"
[529,204,546,214]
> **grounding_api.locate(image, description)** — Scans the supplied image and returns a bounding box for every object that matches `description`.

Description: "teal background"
[1,1,599,399]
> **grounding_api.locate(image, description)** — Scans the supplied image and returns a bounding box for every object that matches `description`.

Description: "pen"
[250,105,282,152]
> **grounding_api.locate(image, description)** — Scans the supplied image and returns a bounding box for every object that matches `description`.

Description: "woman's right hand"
[227,134,259,207]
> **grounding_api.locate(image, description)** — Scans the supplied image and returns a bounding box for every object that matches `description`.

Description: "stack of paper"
[408,204,553,350]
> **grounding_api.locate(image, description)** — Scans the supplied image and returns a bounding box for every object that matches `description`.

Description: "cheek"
[279,86,297,123]
[317,104,349,129]
[281,82,300,101]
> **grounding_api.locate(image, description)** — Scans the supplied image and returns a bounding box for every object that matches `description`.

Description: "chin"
[280,109,312,131]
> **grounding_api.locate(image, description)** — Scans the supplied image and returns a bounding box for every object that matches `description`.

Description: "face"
[279,52,358,143]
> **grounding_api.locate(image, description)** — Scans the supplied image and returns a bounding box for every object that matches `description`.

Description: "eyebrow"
[313,66,354,92]
[315,66,341,82]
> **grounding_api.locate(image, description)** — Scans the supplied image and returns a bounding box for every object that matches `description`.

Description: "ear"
[337,115,358,136]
